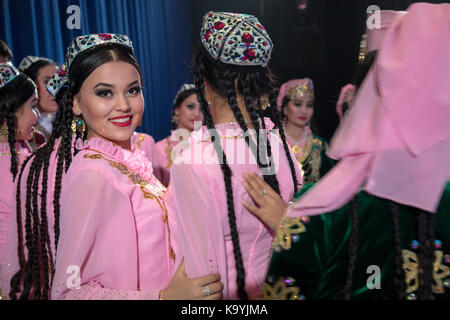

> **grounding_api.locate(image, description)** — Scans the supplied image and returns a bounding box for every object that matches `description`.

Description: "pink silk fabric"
[0,143,30,264]
[166,118,302,299]
[50,137,174,299]
[290,3,450,218]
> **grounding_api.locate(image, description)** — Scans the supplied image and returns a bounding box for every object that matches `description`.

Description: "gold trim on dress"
[260,277,301,300]
[273,216,306,252]
[84,151,175,260]
[402,249,450,294]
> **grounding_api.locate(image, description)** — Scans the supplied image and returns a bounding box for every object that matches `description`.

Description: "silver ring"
[262,189,268,196]
[203,285,211,296]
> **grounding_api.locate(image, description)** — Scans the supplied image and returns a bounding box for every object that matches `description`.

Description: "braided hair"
[337,198,437,300]
[0,73,36,180]
[10,43,142,299]
[193,45,298,299]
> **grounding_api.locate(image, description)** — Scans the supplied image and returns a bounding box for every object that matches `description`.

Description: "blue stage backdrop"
[0,0,194,141]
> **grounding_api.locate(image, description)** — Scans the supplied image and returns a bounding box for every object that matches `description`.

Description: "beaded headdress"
[200,11,273,68]
[287,78,314,100]
[173,84,195,105]
[46,33,134,97]
[0,63,20,89]
[18,56,54,72]
[277,78,314,110]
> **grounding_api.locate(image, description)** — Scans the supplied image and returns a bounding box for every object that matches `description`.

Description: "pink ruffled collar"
[76,137,156,183]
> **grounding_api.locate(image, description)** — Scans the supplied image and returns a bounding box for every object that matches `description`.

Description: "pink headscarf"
[290,3,450,217]
[277,78,314,111]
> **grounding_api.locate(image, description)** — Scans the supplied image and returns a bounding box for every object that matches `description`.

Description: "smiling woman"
[8,33,223,300]
[72,61,144,150]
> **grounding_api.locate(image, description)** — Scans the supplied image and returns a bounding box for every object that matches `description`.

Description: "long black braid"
[267,90,299,194]
[194,59,248,300]
[8,154,33,299]
[239,73,281,194]
[339,197,359,300]
[194,46,299,299]
[10,43,142,299]
[388,201,407,300]
[417,209,435,300]
[6,112,18,179]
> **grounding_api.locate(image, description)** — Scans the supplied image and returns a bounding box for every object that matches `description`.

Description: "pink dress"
[131,132,163,183]
[51,137,175,300]
[0,141,60,299]
[0,142,30,298]
[166,119,302,299]
[155,130,190,187]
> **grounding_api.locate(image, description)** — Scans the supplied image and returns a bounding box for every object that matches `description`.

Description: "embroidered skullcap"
[18,56,55,72]
[0,63,20,89]
[200,11,273,68]
[173,84,195,106]
[47,33,134,97]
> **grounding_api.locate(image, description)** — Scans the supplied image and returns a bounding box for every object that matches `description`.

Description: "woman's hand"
[242,171,288,231]
[161,259,223,300]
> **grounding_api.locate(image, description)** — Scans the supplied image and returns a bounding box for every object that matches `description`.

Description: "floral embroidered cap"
[46,33,134,97]
[173,83,195,105]
[200,11,273,68]
[18,56,55,72]
[0,63,20,89]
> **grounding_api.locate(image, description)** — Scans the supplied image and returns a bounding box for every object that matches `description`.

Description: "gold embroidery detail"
[260,277,300,300]
[83,152,166,199]
[290,132,313,164]
[83,151,175,260]
[273,216,306,251]
[135,134,145,148]
[402,249,450,294]
[403,250,419,293]
[165,137,174,169]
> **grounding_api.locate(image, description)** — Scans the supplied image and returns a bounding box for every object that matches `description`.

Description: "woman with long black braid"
[167,12,301,300]
[0,64,39,297]
[242,3,450,300]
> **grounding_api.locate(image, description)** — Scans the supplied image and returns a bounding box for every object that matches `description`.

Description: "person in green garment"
[277,78,335,184]
[241,3,450,300]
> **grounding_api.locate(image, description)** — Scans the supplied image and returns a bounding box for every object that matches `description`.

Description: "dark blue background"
[0,0,194,142]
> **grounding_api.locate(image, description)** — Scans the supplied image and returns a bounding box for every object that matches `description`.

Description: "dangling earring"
[0,126,8,138]
[171,114,180,125]
[139,119,142,126]
[71,115,86,134]
[204,90,211,106]
[261,98,270,110]
[0,125,18,138]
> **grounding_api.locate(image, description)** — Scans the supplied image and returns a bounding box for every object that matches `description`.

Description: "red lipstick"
[109,115,133,127]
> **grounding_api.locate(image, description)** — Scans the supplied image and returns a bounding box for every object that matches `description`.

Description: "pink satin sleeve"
[51,169,158,300]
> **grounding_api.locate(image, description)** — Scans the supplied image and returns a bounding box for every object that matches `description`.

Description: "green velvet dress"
[261,183,450,300]
[290,133,336,185]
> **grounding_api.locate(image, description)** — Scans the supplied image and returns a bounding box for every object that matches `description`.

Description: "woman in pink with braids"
[167,12,302,300]
[0,64,38,268]
[1,33,223,300]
